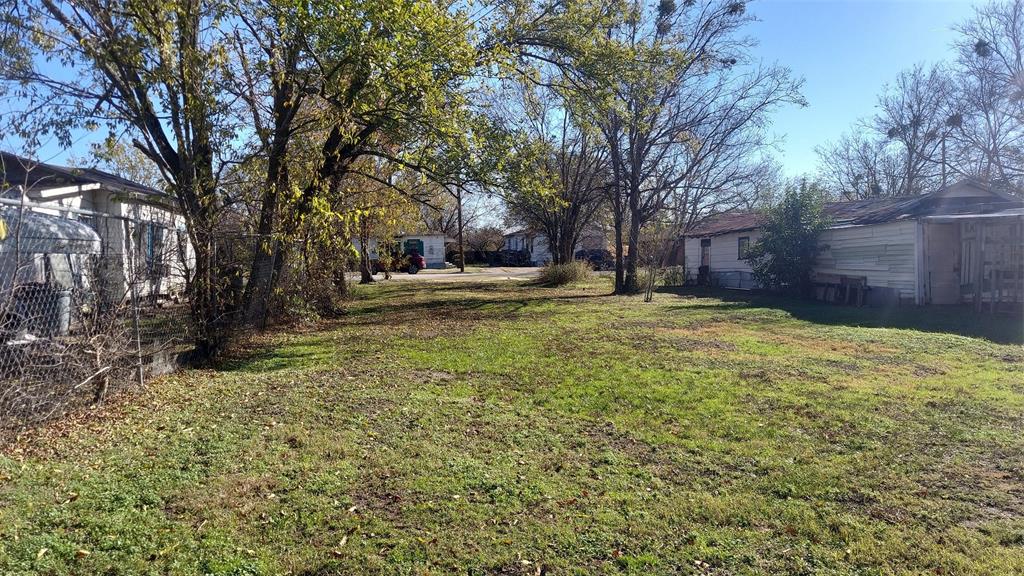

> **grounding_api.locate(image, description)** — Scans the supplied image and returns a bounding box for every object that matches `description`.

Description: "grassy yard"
[1,279,1023,575]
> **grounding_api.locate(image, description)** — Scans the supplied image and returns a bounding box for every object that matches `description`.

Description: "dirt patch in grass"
[952,466,1024,530]
[581,421,663,466]
[820,358,862,374]
[997,351,1024,367]
[655,327,738,351]
[169,473,281,520]
[912,363,948,377]
[350,472,411,523]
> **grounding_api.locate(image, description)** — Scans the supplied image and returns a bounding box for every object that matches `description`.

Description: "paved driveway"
[380,266,542,282]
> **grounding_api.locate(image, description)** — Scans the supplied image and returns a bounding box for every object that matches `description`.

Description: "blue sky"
[749,0,979,177]
[7,0,980,180]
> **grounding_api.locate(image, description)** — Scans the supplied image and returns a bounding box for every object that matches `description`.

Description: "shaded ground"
[1,278,1022,575]
[367,266,542,283]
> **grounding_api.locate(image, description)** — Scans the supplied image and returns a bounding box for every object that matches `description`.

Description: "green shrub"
[662,265,687,287]
[537,261,593,286]
[747,181,832,297]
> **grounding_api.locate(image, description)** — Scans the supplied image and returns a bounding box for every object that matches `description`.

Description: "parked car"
[498,250,532,267]
[371,250,425,274]
[575,249,614,271]
[405,250,426,274]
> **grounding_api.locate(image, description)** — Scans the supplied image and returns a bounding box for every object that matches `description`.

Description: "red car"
[372,250,426,275]
[405,250,426,274]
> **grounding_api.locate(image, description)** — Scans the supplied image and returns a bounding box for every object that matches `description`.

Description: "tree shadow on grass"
[218,283,612,372]
[217,336,342,373]
[659,287,1024,345]
[346,280,611,322]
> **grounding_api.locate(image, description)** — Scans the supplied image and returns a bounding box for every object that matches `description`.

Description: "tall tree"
[226,0,311,325]
[576,0,802,293]
[815,132,906,199]
[871,64,954,195]
[951,0,1024,190]
[504,87,608,264]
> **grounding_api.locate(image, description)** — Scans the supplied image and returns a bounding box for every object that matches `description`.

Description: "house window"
[139,222,165,276]
[700,238,711,266]
[738,236,750,259]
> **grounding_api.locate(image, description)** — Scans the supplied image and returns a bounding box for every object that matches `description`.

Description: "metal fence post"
[125,217,145,389]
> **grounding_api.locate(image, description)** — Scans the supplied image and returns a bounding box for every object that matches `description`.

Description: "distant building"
[502,223,610,266]
[397,234,448,269]
[355,233,451,270]
[682,180,1023,307]
[502,229,552,266]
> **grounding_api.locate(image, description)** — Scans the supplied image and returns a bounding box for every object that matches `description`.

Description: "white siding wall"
[814,221,918,298]
[531,236,552,265]
[683,230,760,282]
[502,233,552,265]
[417,235,446,268]
[683,237,700,278]
[398,235,446,268]
[684,221,919,296]
[356,236,445,267]
[25,190,193,300]
[503,234,526,251]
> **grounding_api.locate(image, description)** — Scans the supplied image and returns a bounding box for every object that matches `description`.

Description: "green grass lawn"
[2,279,1023,575]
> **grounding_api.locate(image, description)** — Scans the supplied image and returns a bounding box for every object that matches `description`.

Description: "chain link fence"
[0,199,192,437]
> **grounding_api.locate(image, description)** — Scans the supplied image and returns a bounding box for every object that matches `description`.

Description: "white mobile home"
[397,234,448,269]
[683,180,1024,307]
[355,233,450,270]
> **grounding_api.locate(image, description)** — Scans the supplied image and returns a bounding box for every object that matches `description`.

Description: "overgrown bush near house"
[662,265,687,287]
[746,181,832,297]
[537,261,593,286]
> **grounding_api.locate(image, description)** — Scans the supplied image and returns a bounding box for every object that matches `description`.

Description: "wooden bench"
[814,275,868,306]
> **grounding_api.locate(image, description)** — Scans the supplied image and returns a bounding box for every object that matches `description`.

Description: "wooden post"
[974,219,983,309]
[990,268,996,314]
[974,222,985,312]
[1011,219,1019,309]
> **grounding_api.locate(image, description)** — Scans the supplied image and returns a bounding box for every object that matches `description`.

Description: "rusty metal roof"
[1,151,166,199]
[684,181,1023,237]
[684,212,764,237]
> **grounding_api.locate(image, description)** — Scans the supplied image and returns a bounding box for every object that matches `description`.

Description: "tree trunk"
[359,252,375,284]
[456,188,465,273]
[544,228,557,265]
[557,235,575,265]
[358,219,376,284]
[179,169,237,360]
[332,259,348,298]
[188,228,230,359]
[242,238,279,326]
[622,211,642,293]
[242,135,288,325]
[613,210,624,293]
[239,34,301,327]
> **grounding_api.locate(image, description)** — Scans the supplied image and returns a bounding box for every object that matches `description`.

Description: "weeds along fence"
[0,197,194,437]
